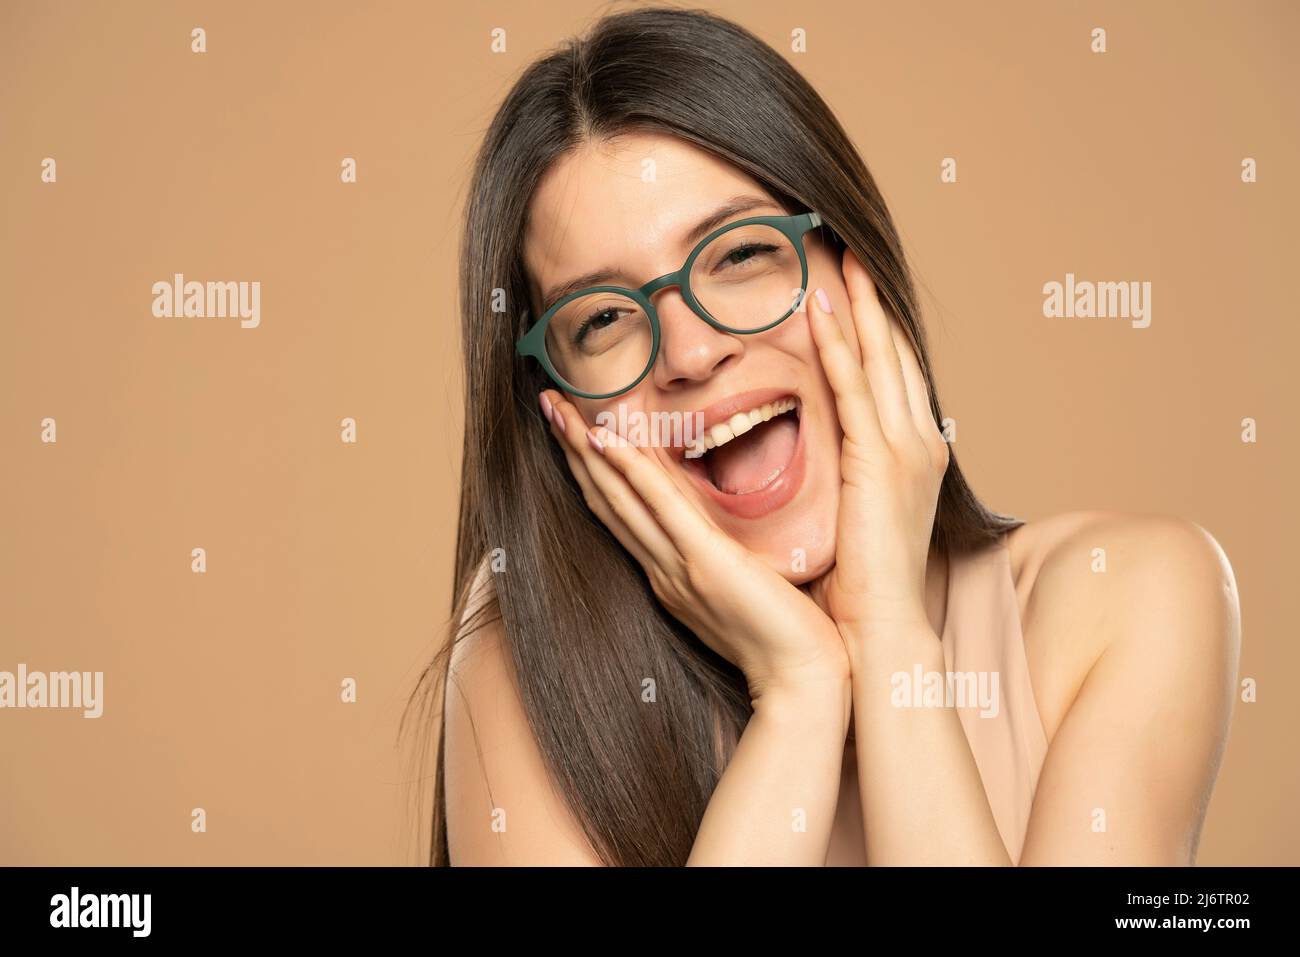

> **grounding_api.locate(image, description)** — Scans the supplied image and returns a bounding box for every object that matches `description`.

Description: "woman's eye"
[574,309,622,347]
[719,242,777,269]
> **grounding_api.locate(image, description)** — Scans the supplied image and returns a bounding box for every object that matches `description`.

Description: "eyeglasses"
[516,210,825,399]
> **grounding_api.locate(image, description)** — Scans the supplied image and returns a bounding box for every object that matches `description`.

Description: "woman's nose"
[650,292,743,389]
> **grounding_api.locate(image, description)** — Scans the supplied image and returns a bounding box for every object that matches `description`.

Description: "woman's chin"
[750,545,834,587]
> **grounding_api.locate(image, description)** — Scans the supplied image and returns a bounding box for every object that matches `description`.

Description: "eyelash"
[572,307,622,347]
[719,241,773,267]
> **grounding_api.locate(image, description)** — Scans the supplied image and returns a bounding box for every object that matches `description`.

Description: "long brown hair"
[404,4,1021,867]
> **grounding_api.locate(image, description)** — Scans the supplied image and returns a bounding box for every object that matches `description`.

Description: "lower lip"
[685,406,807,520]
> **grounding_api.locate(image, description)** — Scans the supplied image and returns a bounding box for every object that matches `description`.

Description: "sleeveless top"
[938,536,1050,863]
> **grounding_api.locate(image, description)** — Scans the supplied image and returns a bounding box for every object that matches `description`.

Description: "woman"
[413,7,1239,866]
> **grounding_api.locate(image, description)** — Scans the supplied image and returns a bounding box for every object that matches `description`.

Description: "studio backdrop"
[1,0,1296,865]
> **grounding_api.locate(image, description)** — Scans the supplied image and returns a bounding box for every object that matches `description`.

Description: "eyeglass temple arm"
[516,308,533,354]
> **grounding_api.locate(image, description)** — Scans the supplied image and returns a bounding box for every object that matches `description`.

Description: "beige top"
[938,536,1050,862]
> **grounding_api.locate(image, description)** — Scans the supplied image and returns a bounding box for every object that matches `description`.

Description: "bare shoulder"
[1003,510,1241,741]
[442,558,602,865]
[1008,511,1242,863]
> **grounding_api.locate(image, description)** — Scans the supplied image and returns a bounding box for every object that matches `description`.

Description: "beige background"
[1,0,1296,865]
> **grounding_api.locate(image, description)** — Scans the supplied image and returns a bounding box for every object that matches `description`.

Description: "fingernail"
[815,287,832,313]
[586,428,605,454]
[538,392,553,422]
[554,407,566,433]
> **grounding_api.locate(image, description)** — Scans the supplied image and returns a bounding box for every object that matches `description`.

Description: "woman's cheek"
[579,397,639,434]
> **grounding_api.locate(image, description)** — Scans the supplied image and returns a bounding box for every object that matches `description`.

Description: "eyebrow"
[536,194,783,314]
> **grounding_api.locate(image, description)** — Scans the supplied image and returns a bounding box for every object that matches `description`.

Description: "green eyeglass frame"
[515,210,825,400]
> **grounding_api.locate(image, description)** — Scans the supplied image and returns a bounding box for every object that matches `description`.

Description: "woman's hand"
[539,388,850,704]
[804,247,950,642]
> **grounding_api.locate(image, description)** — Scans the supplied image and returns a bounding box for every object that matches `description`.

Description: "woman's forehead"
[522,134,767,298]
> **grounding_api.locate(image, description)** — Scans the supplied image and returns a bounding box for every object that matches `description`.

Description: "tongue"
[707,415,798,495]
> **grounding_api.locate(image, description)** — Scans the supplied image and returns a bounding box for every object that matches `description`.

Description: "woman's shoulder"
[1004,509,1235,596]
[441,556,604,865]
[1001,510,1240,740]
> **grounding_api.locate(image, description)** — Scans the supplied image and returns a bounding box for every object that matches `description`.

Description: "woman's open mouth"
[677,388,807,520]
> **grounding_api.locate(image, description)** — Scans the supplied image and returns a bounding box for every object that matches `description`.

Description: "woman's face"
[523,131,859,582]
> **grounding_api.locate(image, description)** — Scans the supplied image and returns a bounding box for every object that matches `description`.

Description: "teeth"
[728,412,754,437]
[683,396,798,459]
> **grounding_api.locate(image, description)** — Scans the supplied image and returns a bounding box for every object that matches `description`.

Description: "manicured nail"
[586,427,605,454]
[554,405,566,433]
[815,287,832,313]
[538,391,554,423]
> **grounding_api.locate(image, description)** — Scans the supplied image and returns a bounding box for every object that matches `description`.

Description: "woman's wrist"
[749,665,853,736]
[840,618,944,674]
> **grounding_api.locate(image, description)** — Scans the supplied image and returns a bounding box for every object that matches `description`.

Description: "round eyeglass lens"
[543,290,654,396]
[690,223,804,331]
